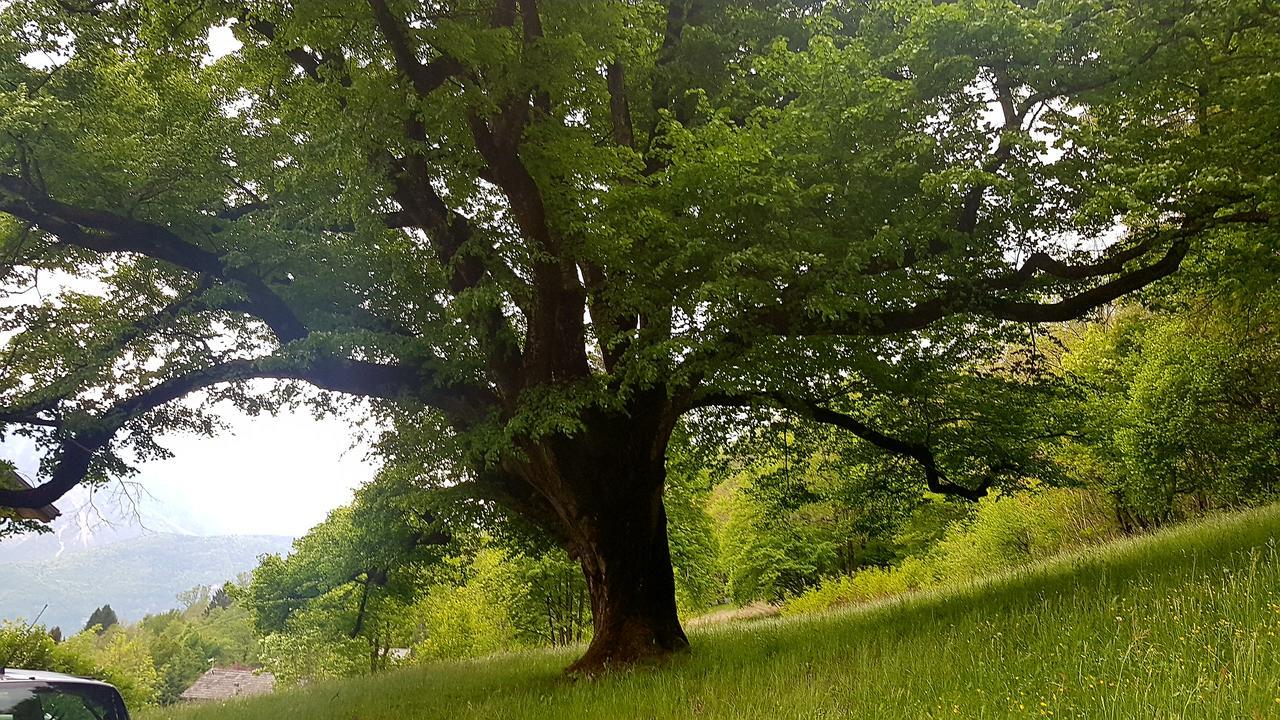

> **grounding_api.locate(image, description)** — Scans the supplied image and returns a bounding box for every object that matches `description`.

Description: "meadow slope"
[142,505,1280,720]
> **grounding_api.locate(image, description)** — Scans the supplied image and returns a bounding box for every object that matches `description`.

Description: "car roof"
[0,668,116,689]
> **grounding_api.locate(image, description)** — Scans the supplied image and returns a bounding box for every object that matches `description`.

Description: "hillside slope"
[0,533,293,631]
[141,506,1280,720]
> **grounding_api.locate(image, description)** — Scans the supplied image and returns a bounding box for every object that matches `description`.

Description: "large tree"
[0,0,1276,671]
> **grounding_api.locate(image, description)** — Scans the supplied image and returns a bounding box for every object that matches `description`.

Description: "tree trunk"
[567,491,689,674]
[509,394,689,674]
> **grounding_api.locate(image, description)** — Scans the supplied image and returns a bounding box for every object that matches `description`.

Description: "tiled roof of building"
[179,668,276,702]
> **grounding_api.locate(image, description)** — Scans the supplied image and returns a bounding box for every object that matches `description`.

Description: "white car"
[0,668,129,720]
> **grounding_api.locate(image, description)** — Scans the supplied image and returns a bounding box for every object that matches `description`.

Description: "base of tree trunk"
[563,491,691,676]
[566,619,690,676]
[538,399,692,676]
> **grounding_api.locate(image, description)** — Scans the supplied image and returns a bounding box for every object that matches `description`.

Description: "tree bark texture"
[507,391,689,673]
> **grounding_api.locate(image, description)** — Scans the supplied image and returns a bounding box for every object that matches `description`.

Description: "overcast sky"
[6,411,375,538]
[122,409,375,537]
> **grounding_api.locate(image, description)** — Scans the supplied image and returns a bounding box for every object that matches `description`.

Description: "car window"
[40,692,110,720]
[0,686,43,720]
[0,683,123,720]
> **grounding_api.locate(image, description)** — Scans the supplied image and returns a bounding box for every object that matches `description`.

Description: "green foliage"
[1059,302,1280,527]
[928,488,1119,578]
[239,471,456,684]
[137,609,234,705]
[778,562,924,617]
[713,472,837,603]
[505,551,592,649]
[409,547,527,662]
[408,542,592,662]
[258,630,366,691]
[0,621,97,677]
[190,605,259,668]
[782,487,1120,615]
[664,432,724,611]
[96,630,160,707]
[1,620,159,708]
[703,419,927,604]
[128,587,261,706]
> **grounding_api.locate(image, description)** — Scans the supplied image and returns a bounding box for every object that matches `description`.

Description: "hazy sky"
[2,24,375,538]
[3,395,378,539]
[125,408,376,537]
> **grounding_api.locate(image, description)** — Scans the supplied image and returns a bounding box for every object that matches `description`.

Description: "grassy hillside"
[141,506,1280,720]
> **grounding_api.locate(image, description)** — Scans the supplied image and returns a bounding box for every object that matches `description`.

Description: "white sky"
[4,409,376,538]
[123,408,376,537]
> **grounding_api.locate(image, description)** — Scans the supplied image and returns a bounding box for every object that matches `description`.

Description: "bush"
[782,489,1120,615]
[0,621,159,707]
[781,566,914,616]
[409,548,524,662]
[929,488,1119,580]
[0,622,97,677]
[258,630,366,689]
[95,630,160,707]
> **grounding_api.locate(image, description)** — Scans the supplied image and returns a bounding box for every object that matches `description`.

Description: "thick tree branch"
[366,0,462,97]
[774,222,1203,338]
[247,5,526,393]
[606,61,635,149]
[0,276,217,425]
[254,2,524,393]
[0,354,486,510]
[692,392,991,500]
[242,16,353,89]
[0,175,308,342]
[0,359,268,510]
[456,0,590,383]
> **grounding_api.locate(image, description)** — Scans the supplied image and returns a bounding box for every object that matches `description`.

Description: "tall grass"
[141,505,1280,720]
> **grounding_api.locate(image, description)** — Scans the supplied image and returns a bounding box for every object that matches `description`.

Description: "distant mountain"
[0,533,293,632]
[0,485,213,564]
[0,438,222,565]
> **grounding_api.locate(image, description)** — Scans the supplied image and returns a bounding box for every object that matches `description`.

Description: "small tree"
[83,605,119,635]
[205,584,234,616]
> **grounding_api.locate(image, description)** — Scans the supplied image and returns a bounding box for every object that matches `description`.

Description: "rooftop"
[179,668,276,703]
[0,470,60,524]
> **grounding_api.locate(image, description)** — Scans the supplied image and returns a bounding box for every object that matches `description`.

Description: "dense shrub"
[258,629,366,689]
[782,489,1120,615]
[0,622,98,676]
[0,621,157,707]
[929,488,1119,580]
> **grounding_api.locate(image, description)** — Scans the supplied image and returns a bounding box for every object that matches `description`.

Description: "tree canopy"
[1,0,1277,670]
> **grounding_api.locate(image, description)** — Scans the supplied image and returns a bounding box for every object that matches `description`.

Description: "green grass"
[141,505,1280,720]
